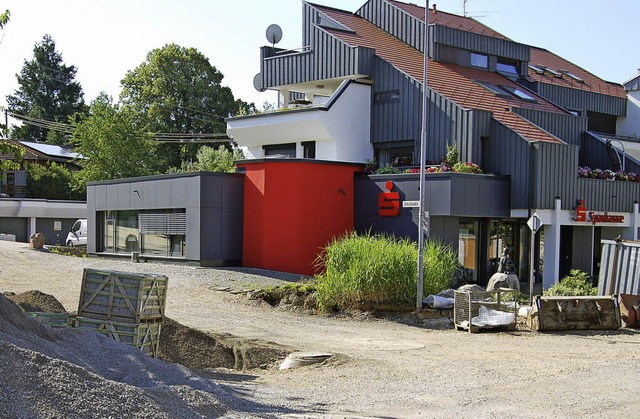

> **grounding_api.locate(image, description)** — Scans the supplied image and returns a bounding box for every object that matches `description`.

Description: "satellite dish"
[253,73,266,92]
[265,24,283,47]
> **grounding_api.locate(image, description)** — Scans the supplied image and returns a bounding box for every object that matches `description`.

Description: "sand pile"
[0,293,254,418]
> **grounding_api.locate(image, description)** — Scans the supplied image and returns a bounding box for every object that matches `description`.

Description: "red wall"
[238,160,363,276]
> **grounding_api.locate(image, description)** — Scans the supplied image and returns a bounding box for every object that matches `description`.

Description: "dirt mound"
[158,318,290,370]
[5,290,291,371]
[3,290,67,313]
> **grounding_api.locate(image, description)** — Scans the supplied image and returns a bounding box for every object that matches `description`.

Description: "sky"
[1,0,638,120]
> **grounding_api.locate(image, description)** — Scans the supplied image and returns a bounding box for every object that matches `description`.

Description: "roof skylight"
[559,69,585,83]
[538,65,563,78]
[500,85,537,102]
[528,64,544,74]
[475,80,510,97]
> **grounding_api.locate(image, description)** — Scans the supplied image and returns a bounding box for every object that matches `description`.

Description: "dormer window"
[471,53,488,69]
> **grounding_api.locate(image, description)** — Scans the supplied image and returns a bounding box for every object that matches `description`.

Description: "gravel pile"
[0,293,277,418]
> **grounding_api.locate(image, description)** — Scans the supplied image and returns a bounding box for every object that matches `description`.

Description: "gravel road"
[1,239,639,418]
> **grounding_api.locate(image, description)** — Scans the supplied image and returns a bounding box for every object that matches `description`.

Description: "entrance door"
[559,226,573,279]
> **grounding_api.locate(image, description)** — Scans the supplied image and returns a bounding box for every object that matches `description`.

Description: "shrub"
[375,165,401,174]
[314,232,459,311]
[445,144,459,166]
[452,162,482,174]
[543,269,597,296]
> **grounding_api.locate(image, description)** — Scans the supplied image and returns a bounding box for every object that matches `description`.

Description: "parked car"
[66,219,87,247]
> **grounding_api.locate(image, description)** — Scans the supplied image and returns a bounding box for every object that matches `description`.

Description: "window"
[103,210,138,254]
[302,141,316,159]
[499,85,537,102]
[102,210,186,256]
[470,53,488,69]
[263,143,296,158]
[459,220,479,283]
[374,90,400,104]
[559,69,584,83]
[475,80,511,97]
[390,147,414,166]
[528,64,544,74]
[6,172,15,185]
[497,61,519,77]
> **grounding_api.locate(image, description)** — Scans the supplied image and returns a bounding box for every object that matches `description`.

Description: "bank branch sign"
[574,199,624,225]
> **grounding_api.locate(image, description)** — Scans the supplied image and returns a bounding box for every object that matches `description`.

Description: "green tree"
[26,161,85,200]
[191,145,244,173]
[120,43,240,169]
[70,94,159,192]
[6,34,86,144]
[0,9,9,30]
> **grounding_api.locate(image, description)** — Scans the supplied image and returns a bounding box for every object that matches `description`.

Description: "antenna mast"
[463,0,468,17]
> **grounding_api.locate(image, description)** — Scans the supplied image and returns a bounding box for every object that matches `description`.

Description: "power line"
[8,112,230,143]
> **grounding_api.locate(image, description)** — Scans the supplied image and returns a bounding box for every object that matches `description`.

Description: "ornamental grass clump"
[315,232,459,311]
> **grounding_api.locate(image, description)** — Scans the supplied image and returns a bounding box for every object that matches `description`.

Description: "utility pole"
[417,0,430,310]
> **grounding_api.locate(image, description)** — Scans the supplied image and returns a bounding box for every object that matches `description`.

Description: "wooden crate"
[26,312,73,328]
[527,295,621,331]
[454,289,518,333]
[78,268,168,323]
[74,316,161,357]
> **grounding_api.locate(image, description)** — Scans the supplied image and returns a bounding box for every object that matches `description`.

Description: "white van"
[66,219,87,247]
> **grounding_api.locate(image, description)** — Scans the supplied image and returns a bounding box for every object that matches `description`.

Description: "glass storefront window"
[459,220,479,283]
[116,210,139,253]
[100,209,186,258]
[142,234,169,256]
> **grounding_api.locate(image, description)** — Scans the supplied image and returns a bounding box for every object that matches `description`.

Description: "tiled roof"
[385,0,510,40]
[315,5,564,144]
[529,47,626,98]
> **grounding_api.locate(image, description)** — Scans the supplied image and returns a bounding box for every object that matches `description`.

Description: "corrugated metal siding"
[371,57,422,145]
[581,133,640,174]
[581,134,615,169]
[598,240,640,295]
[576,178,640,212]
[312,28,374,80]
[262,49,315,88]
[534,83,627,116]
[357,0,425,52]
[431,25,530,62]
[371,57,485,164]
[261,32,373,88]
[529,141,640,211]
[484,121,532,209]
[263,4,375,89]
[512,108,587,146]
[532,141,578,209]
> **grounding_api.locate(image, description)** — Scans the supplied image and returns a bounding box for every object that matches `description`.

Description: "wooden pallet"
[78,268,168,323]
[74,316,161,357]
[25,312,73,328]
